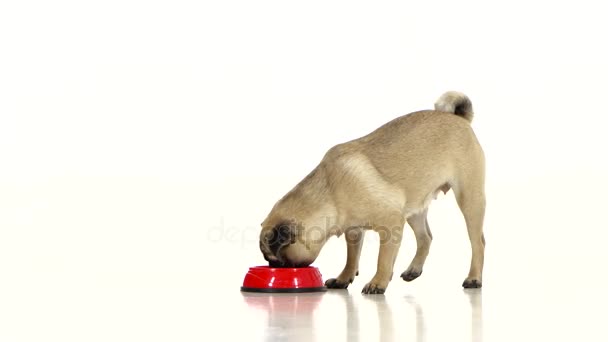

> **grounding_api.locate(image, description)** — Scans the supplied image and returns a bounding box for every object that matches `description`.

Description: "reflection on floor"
[240,289,483,341]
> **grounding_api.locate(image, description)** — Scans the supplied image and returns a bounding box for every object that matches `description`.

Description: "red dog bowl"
[241,266,327,293]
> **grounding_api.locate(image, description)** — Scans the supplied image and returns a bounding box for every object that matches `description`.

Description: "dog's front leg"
[325,227,365,289]
[362,217,404,294]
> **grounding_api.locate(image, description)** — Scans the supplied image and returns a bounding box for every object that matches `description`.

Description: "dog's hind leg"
[454,180,486,288]
[401,209,432,282]
[325,227,365,289]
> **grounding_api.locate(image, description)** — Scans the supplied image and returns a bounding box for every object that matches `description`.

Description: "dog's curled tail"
[434,91,474,123]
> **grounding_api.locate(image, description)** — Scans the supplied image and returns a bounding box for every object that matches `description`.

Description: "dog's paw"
[325,270,359,289]
[462,278,482,288]
[361,281,387,294]
[400,268,422,282]
[325,277,352,289]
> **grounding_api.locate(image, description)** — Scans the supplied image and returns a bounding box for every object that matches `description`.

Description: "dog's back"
[322,92,484,216]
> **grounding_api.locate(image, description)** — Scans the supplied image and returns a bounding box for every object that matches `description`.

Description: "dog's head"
[259,171,338,267]
[259,211,332,267]
[259,220,315,267]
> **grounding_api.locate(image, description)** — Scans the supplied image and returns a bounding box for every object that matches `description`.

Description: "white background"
[1,1,608,341]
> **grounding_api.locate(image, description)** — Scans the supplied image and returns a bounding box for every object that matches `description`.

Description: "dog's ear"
[268,222,296,256]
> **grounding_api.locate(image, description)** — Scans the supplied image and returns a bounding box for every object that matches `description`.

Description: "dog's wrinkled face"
[259,221,317,268]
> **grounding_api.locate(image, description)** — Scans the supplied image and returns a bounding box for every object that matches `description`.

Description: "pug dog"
[259,91,486,294]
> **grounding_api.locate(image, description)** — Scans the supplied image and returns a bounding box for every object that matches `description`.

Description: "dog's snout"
[268,223,295,256]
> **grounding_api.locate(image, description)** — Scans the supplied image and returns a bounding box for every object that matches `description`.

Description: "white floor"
[3,257,606,342]
[2,174,607,341]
